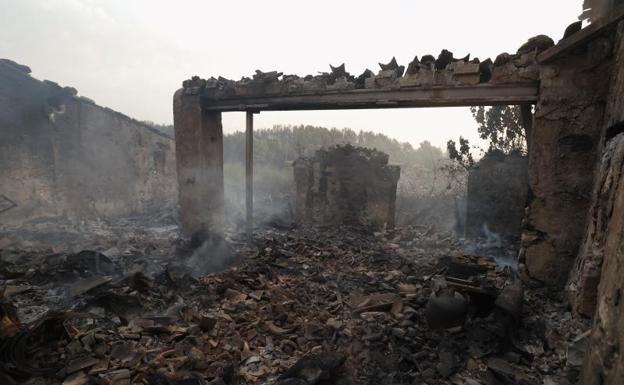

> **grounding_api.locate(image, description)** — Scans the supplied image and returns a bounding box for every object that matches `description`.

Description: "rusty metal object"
[426,278,469,330]
[0,311,94,383]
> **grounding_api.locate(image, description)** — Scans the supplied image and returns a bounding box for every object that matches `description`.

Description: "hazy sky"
[1,0,581,149]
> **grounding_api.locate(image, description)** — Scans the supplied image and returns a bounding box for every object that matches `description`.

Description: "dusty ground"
[0,221,590,385]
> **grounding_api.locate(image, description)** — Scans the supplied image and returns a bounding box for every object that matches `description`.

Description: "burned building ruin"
[168,7,624,384]
[293,145,400,228]
[1,2,624,385]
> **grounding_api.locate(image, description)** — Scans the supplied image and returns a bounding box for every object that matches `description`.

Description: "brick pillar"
[173,88,224,236]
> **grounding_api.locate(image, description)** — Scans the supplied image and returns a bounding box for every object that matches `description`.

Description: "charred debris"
[0,223,590,385]
[0,14,622,385]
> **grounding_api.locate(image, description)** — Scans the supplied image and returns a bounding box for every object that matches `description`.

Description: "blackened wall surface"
[465,151,528,241]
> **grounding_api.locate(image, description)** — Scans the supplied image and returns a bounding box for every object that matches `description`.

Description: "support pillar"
[518,35,614,288]
[245,111,254,242]
[173,89,224,236]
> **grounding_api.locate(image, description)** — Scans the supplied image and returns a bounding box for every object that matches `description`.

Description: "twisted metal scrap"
[0,311,93,383]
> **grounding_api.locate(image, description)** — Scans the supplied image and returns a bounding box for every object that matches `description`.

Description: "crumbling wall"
[293,145,400,228]
[567,131,624,317]
[566,22,624,318]
[465,151,528,241]
[0,59,177,227]
[579,135,624,384]
[518,33,615,288]
[579,23,624,385]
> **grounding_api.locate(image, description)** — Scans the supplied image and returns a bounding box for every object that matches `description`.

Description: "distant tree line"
[145,107,526,229]
[145,122,464,229]
[219,125,458,228]
[223,125,445,170]
[145,122,446,172]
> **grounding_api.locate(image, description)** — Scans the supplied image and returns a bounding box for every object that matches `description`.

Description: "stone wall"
[567,129,624,317]
[0,59,177,227]
[293,145,400,229]
[579,23,624,385]
[518,32,615,288]
[465,151,528,241]
[567,21,624,318]
[580,134,624,384]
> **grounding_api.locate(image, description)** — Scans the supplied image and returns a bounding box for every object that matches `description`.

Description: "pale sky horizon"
[1,0,582,149]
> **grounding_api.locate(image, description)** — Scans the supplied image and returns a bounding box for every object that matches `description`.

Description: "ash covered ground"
[0,217,589,385]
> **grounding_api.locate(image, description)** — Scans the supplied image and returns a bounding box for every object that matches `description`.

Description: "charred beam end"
[199,83,538,112]
[538,5,624,63]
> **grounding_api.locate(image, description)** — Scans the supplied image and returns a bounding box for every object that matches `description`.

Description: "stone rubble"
[180,36,552,98]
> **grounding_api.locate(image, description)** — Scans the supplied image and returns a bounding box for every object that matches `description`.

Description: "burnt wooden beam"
[538,5,624,64]
[201,83,538,112]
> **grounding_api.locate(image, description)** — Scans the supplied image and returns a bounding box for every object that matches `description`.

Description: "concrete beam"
[201,83,538,112]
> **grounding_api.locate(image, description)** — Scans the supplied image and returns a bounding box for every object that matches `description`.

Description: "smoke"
[481,223,502,248]
[463,223,519,272]
[183,231,240,276]
[223,161,295,233]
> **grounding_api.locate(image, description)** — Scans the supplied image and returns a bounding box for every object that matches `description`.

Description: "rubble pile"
[181,36,553,98]
[0,224,590,385]
[293,145,400,229]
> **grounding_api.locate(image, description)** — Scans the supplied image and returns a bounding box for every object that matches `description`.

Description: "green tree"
[446,105,527,168]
